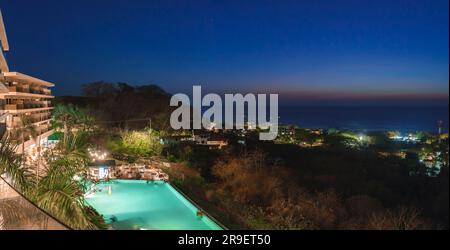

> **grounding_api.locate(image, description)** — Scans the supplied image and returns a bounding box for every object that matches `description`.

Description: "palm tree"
[33,161,106,229]
[0,135,32,192]
[79,110,96,133]
[1,132,106,229]
[9,114,41,185]
[0,135,35,229]
[10,114,38,158]
[32,131,106,229]
[53,104,89,147]
[53,131,91,173]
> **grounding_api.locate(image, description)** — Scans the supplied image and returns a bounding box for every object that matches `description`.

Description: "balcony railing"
[3,103,53,111]
[5,104,24,110]
[30,88,52,95]
[38,125,52,135]
[6,86,52,96]
[9,124,52,141]
[31,115,52,123]
[0,177,70,230]
[11,116,51,127]
[7,86,29,93]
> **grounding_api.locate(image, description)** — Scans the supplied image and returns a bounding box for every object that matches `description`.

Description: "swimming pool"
[85,180,223,230]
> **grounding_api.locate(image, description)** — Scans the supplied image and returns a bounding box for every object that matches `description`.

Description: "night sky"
[2,0,449,105]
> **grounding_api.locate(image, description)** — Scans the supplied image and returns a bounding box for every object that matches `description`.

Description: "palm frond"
[34,170,105,229]
[0,135,33,192]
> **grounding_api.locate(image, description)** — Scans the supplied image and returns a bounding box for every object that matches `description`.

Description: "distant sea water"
[279,106,449,134]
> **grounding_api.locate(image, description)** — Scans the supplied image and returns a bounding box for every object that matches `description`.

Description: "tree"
[11,114,38,158]
[295,129,322,146]
[415,131,433,143]
[53,104,93,146]
[0,135,35,229]
[436,140,449,169]
[33,161,105,229]
[213,151,284,206]
[1,131,105,230]
[10,114,43,184]
[34,131,105,229]
[81,81,116,98]
[323,133,358,149]
[77,82,173,131]
[53,105,75,146]
[0,135,31,192]
[107,128,163,161]
[368,207,429,230]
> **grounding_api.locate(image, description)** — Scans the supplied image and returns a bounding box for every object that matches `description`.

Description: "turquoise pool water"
[85,180,222,230]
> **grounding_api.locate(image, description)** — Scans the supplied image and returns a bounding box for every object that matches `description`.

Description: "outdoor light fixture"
[88,148,108,161]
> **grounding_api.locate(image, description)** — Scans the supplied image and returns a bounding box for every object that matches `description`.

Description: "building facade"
[0,10,54,153]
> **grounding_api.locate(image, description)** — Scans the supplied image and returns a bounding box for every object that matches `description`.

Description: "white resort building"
[0,10,54,153]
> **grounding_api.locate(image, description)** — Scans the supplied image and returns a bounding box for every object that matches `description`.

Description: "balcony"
[37,124,52,134]
[31,114,52,123]
[11,115,51,127]
[9,124,52,141]
[3,103,53,111]
[2,72,55,88]
[5,104,24,110]
[7,85,29,93]
[30,88,52,96]
[5,85,52,97]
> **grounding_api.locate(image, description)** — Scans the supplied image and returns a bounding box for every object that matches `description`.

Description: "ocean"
[279,106,449,133]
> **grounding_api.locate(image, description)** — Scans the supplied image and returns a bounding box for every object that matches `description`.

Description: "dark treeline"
[262,144,448,227]
[55,82,173,131]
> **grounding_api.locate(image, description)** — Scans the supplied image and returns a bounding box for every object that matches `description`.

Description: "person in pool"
[110,215,118,223]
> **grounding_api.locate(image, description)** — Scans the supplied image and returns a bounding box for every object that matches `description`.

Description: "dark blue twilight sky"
[1,0,449,105]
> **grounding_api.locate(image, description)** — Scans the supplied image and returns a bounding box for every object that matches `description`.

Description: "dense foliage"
[167,135,449,229]
[0,105,106,229]
[107,129,163,162]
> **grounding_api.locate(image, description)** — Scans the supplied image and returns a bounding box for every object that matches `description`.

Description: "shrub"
[107,129,163,161]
